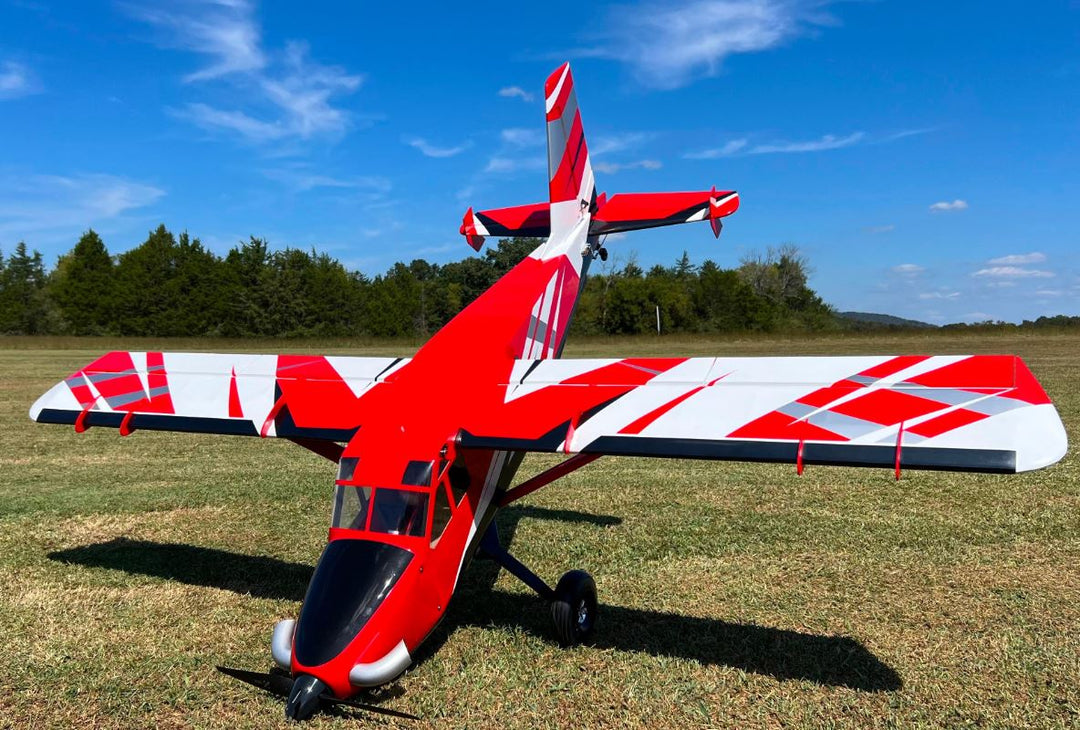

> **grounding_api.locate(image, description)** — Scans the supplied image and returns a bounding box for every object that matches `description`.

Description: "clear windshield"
[331,485,371,530]
[369,489,429,537]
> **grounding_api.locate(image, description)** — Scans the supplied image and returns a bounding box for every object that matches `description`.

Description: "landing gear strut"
[479,522,598,646]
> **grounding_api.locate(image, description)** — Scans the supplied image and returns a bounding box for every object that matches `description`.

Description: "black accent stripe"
[591,201,709,236]
[475,211,550,238]
[458,428,1017,474]
[36,408,356,442]
[459,422,571,453]
[373,357,403,381]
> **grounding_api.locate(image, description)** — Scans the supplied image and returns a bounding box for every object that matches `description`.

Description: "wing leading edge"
[459,354,1067,475]
[30,351,410,441]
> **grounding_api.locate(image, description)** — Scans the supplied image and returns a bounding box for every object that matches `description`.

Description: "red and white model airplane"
[30,63,1067,721]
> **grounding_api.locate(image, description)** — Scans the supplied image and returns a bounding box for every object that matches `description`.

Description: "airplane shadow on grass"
[48,504,901,694]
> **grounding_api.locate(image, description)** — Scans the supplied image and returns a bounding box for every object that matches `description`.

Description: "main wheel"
[550,569,597,646]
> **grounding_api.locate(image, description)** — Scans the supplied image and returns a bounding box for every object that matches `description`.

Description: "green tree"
[0,242,51,334]
[49,229,115,334]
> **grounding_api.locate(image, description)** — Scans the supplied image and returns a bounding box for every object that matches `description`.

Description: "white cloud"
[929,199,968,212]
[749,131,864,154]
[891,263,924,275]
[918,291,959,300]
[0,173,164,246]
[1036,289,1063,297]
[988,252,1046,265]
[593,159,662,174]
[972,266,1054,279]
[685,139,748,159]
[484,157,546,174]
[128,3,362,143]
[500,128,545,147]
[260,166,390,193]
[498,85,534,102]
[125,0,265,81]
[0,60,38,99]
[583,0,839,89]
[591,132,650,156]
[405,136,470,158]
[686,131,864,158]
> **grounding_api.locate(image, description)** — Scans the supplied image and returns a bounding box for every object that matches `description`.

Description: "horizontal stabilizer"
[459,190,738,247]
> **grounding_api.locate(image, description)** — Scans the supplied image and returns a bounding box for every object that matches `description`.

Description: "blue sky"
[1,0,1077,323]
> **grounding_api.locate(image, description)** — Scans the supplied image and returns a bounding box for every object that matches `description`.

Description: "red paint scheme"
[28,63,1068,717]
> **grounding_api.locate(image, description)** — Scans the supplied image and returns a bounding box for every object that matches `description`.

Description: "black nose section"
[285,674,327,722]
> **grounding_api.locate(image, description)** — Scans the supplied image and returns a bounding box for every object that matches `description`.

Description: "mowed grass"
[1,331,1078,729]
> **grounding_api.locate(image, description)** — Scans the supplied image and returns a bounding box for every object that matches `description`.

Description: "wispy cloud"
[484,156,547,174]
[686,131,865,158]
[593,159,662,174]
[864,224,895,234]
[582,0,840,89]
[260,165,390,193]
[972,266,1054,279]
[929,199,968,212]
[500,128,545,147]
[498,85,534,102]
[127,2,363,144]
[0,172,164,246]
[404,136,471,158]
[125,0,265,82]
[918,290,960,300]
[0,60,39,99]
[891,263,924,275]
[988,252,1046,265]
[591,132,651,156]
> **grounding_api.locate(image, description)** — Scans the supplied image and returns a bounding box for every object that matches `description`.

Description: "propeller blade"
[217,666,419,721]
[216,665,294,697]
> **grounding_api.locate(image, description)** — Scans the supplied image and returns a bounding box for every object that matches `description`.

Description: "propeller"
[216,666,419,721]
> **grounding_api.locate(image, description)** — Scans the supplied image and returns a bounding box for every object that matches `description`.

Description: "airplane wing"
[459,190,739,249]
[460,355,1067,474]
[30,351,410,441]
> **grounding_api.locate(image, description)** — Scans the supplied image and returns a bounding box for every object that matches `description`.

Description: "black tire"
[550,569,597,646]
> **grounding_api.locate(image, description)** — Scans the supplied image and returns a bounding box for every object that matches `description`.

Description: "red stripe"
[545,64,573,121]
[860,355,930,379]
[907,408,987,438]
[549,109,586,203]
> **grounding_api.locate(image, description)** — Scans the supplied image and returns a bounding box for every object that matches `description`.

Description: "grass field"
[1,332,1077,729]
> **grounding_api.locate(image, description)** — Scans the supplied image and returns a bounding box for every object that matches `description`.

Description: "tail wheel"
[550,569,597,646]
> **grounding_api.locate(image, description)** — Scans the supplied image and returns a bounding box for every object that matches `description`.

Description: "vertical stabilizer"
[544,63,595,244]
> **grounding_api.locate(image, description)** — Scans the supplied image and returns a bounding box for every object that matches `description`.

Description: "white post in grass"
[656,305,661,335]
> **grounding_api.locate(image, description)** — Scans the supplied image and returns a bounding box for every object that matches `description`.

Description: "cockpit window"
[369,489,429,537]
[337,457,359,483]
[401,460,434,487]
[430,482,452,543]
[331,485,371,530]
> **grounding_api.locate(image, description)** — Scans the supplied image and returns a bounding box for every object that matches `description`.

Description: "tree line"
[5,224,1066,338]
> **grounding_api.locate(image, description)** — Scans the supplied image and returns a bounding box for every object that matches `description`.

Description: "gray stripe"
[964,395,1024,416]
[547,87,578,180]
[528,316,548,348]
[65,375,88,389]
[777,402,815,420]
[848,374,876,386]
[808,410,884,440]
[87,368,137,384]
[105,389,149,408]
[147,385,170,399]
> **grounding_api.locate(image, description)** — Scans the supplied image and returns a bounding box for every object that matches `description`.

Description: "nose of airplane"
[284,674,327,721]
[292,538,415,694]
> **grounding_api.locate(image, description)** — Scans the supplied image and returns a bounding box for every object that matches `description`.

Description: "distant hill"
[837,311,937,329]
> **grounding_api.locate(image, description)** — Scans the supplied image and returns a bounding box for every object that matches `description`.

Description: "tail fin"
[545,63,595,241]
